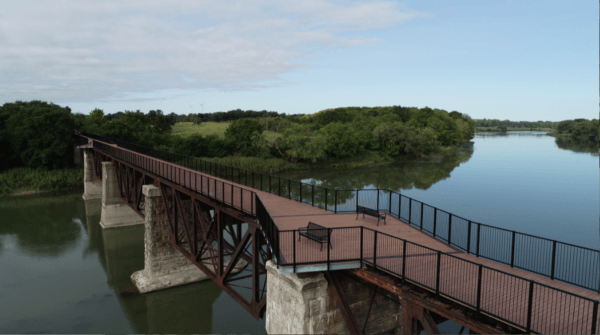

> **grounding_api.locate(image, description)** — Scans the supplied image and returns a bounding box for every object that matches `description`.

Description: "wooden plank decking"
[94,140,599,334]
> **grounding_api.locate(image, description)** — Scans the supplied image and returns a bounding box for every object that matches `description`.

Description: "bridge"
[74,132,598,334]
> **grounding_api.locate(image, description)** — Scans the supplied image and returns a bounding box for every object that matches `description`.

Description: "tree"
[0,100,76,170]
[224,118,265,156]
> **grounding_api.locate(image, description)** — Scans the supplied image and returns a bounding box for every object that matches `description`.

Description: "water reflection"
[554,136,599,156]
[0,192,265,333]
[280,141,474,192]
[0,192,84,258]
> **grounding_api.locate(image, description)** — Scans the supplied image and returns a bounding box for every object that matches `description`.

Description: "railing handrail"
[79,133,598,334]
[78,132,599,292]
[279,225,599,334]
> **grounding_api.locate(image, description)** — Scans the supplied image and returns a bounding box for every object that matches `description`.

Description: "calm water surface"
[280,132,599,250]
[0,131,596,334]
[0,193,266,333]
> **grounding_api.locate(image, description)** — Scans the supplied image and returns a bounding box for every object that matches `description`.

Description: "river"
[0,131,597,333]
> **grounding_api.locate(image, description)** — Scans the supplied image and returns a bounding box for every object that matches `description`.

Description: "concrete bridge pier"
[99,161,145,229]
[82,149,102,200]
[265,261,404,334]
[131,184,212,293]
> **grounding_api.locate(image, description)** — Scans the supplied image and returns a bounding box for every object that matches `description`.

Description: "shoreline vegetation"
[1,100,597,197]
[0,167,83,197]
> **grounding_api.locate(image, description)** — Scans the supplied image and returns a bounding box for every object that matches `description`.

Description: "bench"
[298,222,332,251]
[356,205,387,226]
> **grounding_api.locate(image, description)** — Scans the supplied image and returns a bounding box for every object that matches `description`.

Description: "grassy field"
[172,122,231,138]
[172,121,282,143]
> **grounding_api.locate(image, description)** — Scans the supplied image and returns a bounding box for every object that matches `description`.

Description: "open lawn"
[172,122,230,138]
[172,121,282,143]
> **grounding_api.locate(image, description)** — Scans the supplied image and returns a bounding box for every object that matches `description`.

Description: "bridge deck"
[92,140,598,334]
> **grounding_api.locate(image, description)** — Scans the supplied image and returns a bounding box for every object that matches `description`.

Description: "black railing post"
[222,181,224,202]
[549,240,559,281]
[467,221,472,254]
[448,215,452,245]
[389,192,392,215]
[591,301,598,335]
[436,251,441,298]
[360,227,364,264]
[420,202,424,230]
[476,223,480,257]
[299,182,302,203]
[398,195,401,219]
[293,230,296,273]
[401,241,406,284]
[312,184,315,207]
[376,190,379,212]
[334,190,337,214]
[409,198,412,225]
[510,231,516,268]
[357,190,360,210]
[476,264,482,312]
[373,230,378,269]
[526,281,534,333]
[325,188,328,211]
[327,229,331,271]
[245,170,248,186]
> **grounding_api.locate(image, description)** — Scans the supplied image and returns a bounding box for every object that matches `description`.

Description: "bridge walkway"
[83,137,598,334]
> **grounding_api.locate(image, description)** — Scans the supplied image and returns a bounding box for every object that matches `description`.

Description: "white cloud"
[0,0,429,103]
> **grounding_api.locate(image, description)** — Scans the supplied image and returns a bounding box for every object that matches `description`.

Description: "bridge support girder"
[99,161,145,229]
[131,184,215,293]
[82,149,102,200]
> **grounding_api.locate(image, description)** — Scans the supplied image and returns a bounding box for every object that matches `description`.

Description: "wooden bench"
[356,205,387,226]
[298,222,332,251]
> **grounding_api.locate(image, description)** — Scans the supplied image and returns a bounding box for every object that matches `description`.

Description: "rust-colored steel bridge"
[75,133,598,334]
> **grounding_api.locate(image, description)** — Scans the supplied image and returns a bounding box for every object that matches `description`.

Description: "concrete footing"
[99,162,144,229]
[82,150,102,200]
[132,184,246,293]
[265,261,403,334]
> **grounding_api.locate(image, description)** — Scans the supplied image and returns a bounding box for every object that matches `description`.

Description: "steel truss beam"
[90,148,270,319]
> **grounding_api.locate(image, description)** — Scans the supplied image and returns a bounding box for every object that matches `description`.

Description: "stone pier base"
[82,150,102,200]
[265,261,403,334]
[132,184,246,293]
[99,161,144,229]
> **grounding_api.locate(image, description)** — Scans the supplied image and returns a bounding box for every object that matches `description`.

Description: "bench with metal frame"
[356,205,387,226]
[298,222,332,251]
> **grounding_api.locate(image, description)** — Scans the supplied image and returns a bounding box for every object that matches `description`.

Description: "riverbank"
[0,167,83,197]
[476,127,552,133]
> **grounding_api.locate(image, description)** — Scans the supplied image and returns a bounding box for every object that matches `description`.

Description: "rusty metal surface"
[90,141,270,319]
[325,271,362,334]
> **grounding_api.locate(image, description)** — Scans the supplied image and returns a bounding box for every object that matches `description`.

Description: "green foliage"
[0,167,83,196]
[171,121,231,139]
[224,118,265,156]
[274,123,327,163]
[321,122,362,159]
[0,100,76,170]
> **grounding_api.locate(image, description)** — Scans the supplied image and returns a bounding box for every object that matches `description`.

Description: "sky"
[1,0,597,122]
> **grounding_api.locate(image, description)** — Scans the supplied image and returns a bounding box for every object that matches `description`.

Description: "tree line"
[473,118,556,131]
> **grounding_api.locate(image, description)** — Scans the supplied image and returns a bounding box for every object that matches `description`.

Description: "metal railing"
[84,134,599,292]
[278,226,599,334]
[80,134,599,334]
[93,140,256,216]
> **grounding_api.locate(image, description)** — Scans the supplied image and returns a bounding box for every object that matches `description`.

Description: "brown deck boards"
[100,142,599,334]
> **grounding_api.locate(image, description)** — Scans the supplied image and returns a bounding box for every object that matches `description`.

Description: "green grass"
[0,167,83,196]
[201,156,306,174]
[172,121,231,138]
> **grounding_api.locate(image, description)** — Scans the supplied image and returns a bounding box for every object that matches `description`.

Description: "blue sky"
[1,0,597,121]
